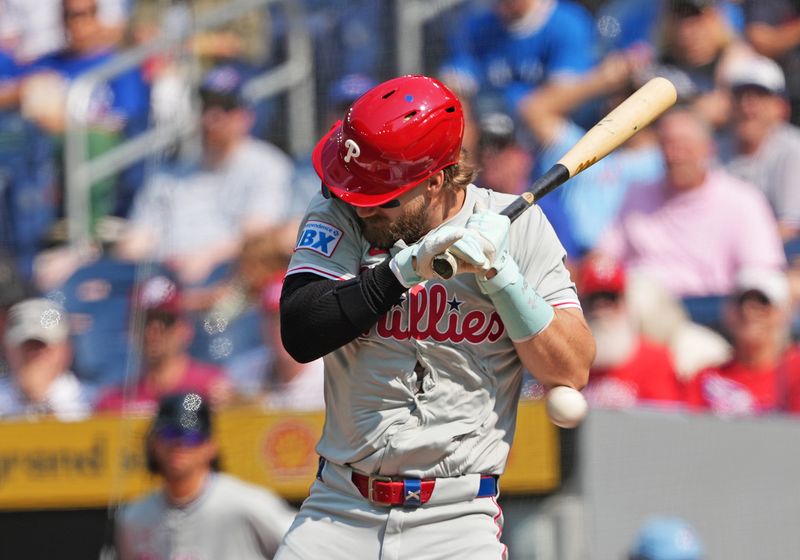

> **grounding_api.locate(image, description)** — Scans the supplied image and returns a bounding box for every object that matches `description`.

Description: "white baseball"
[545,386,588,429]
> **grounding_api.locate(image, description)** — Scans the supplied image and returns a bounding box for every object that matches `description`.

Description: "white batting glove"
[389,226,471,287]
[446,203,511,279]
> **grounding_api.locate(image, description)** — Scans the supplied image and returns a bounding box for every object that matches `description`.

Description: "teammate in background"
[594,107,786,298]
[95,275,232,413]
[116,64,295,286]
[276,75,594,559]
[685,268,800,416]
[579,259,684,409]
[116,391,296,560]
[439,0,596,155]
[628,516,704,560]
[0,298,91,420]
[722,54,800,241]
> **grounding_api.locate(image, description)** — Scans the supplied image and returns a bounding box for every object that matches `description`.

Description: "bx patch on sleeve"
[295,220,344,257]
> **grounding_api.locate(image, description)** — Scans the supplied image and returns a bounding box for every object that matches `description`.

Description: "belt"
[350,470,499,507]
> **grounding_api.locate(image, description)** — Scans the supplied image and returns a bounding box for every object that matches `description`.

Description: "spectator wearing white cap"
[0,298,91,420]
[684,267,799,416]
[723,54,800,240]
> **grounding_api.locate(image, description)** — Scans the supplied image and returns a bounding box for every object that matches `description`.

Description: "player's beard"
[359,197,430,249]
[588,313,638,369]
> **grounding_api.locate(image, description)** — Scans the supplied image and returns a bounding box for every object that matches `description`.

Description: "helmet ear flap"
[320,183,333,200]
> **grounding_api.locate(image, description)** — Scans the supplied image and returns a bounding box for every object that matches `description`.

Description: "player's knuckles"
[449,236,486,265]
[422,226,466,254]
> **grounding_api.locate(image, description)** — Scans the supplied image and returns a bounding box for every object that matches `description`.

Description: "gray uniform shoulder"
[212,473,296,520]
[117,489,164,527]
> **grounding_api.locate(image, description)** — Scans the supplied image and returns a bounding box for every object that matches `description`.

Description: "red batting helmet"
[312,74,465,208]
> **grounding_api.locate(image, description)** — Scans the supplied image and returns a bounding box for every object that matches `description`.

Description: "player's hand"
[446,204,511,279]
[390,226,472,287]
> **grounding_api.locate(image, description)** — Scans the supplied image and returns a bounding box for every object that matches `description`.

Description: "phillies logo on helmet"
[343,139,361,163]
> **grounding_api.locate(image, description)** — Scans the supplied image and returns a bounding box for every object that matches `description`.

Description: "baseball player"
[277,75,595,559]
[116,392,296,559]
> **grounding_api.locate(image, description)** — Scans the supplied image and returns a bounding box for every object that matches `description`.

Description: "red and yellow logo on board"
[262,421,318,477]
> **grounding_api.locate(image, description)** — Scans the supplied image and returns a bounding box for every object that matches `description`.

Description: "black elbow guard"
[333,276,384,332]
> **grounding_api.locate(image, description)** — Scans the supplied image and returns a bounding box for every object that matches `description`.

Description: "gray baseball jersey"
[287,184,580,479]
[117,473,296,560]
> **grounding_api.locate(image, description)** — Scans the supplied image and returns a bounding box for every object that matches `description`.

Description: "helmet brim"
[312,122,422,208]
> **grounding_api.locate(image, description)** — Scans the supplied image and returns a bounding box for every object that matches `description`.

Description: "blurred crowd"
[2,0,800,426]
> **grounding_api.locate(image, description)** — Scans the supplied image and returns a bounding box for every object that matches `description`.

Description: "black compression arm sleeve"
[280,260,408,362]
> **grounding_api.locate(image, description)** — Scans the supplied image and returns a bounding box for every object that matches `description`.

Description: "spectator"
[743,0,800,126]
[520,50,664,256]
[0,45,21,108]
[0,298,91,420]
[685,267,800,416]
[95,275,232,413]
[624,270,731,381]
[473,110,581,259]
[439,0,596,154]
[579,258,684,409]
[723,54,800,240]
[650,0,753,129]
[594,107,786,298]
[597,0,744,55]
[257,0,387,141]
[14,0,149,236]
[628,516,704,560]
[116,64,295,286]
[132,0,268,66]
[116,391,296,560]
[0,44,58,279]
[19,0,147,135]
[0,0,128,64]
[292,73,378,218]
[226,272,324,410]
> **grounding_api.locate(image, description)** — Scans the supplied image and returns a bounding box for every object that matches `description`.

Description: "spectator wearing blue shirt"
[0,48,21,108]
[20,0,147,136]
[17,0,148,230]
[0,47,58,279]
[440,0,596,154]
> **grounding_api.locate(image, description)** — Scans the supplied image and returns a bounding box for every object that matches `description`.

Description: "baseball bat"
[432,76,678,279]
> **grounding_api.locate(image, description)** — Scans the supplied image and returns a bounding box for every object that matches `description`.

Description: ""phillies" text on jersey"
[374,283,505,344]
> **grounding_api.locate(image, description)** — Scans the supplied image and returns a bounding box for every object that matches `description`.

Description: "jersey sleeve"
[286,194,365,280]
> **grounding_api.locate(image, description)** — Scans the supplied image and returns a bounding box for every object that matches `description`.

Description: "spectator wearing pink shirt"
[594,107,785,298]
[95,275,232,413]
